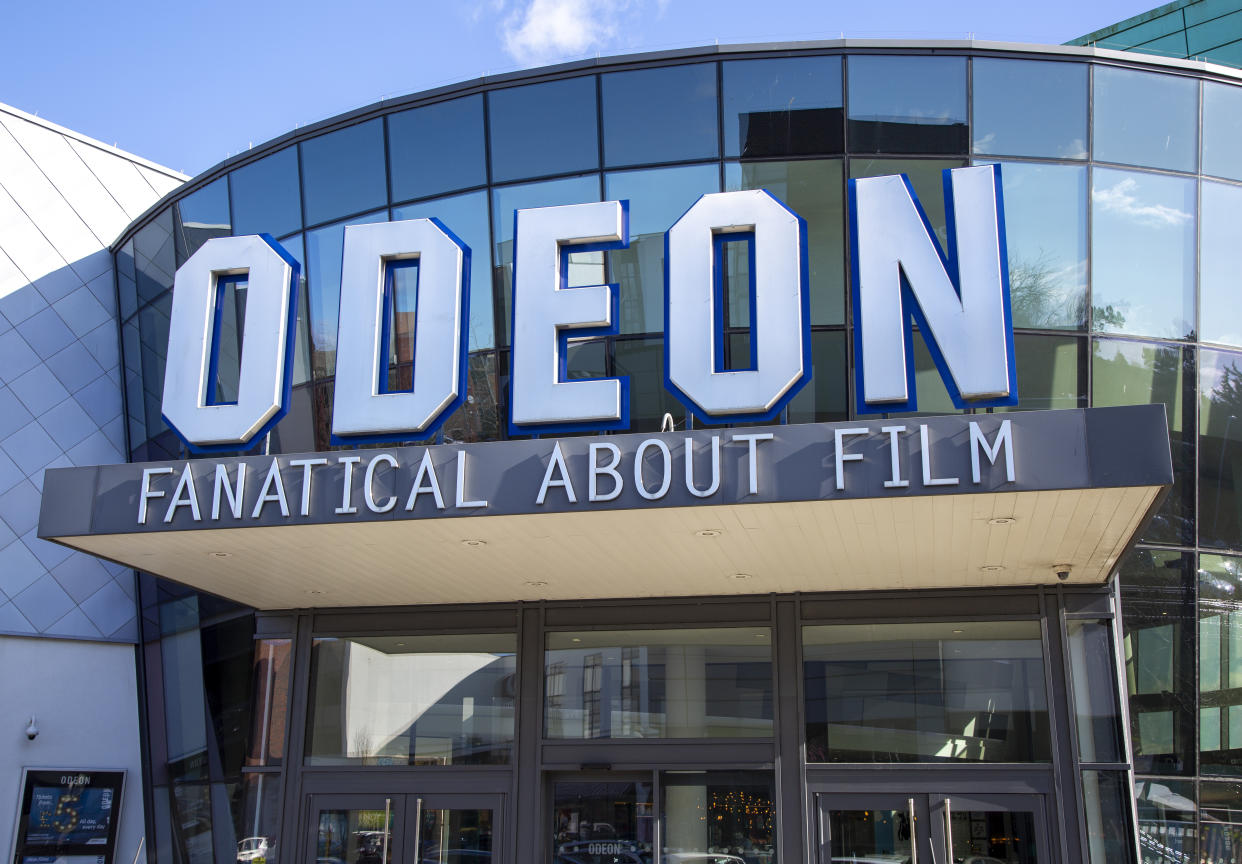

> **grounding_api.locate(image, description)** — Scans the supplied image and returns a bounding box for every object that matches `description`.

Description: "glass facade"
[115,45,1242,864]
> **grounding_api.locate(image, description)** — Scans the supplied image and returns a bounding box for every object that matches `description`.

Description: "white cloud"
[499,0,641,67]
[1095,177,1191,228]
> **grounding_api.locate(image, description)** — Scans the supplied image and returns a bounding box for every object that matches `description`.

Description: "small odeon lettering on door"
[160,165,1016,452]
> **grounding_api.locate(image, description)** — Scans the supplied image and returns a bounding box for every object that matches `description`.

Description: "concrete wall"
[0,634,146,863]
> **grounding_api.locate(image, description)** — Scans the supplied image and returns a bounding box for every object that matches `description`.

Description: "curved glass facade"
[117,45,1242,863]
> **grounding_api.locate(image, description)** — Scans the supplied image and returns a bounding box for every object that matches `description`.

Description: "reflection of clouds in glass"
[1096,177,1191,227]
[1063,138,1087,160]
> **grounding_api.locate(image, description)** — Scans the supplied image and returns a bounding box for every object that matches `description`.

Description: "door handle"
[414,797,424,862]
[382,798,391,864]
[942,798,953,864]
[908,798,917,864]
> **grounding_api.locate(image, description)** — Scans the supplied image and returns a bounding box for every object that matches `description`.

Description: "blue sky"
[3,0,1153,176]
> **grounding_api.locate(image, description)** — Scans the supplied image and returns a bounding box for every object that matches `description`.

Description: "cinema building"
[12,29,1242,864]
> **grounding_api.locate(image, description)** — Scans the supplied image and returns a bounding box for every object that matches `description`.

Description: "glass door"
[306,793,500,864]
[817,791,1047,864]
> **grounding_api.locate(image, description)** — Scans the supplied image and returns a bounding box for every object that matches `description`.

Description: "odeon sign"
[162,165,1017,453]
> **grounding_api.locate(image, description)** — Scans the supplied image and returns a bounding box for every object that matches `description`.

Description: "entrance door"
[306,792,501,864]
[817,791,1048,864]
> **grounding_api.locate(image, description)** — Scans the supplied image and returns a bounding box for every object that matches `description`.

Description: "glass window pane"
[1081,770,1138,864]
[395,189,495,351]
[1091,167,1195,340]
[661,772,775,863]
[307,633,516,766]
[438,351,503,445]
[1092,338,1194,546]
[975,161,1086,330]
[276,233,312,387]
[726,159,844,325]
[1200,349,1242,550]
[1200,780,1242,860]
[233,774,281,864]
[606,164,720,334]
[603,64,718,167]
[417,807,494,864]
[492,174,601,347]
[300,119,387,226]
[544,627,773,739]
[1204,82,1242,181]
[389,94,486,202]
[1135,779,1197,864]
[305,210,387,378]
[1066,619,1125,763]
[553,780,653,861]
[847,56,967,154]
[1093,66,1198,173]
[488,77,599,183]
[1200,555,1242,775]
[972,58,1087,159]
[788,331,848,425]
[803,620,1050,763]
[886,330,959,419]
[949,807,1040,864]
[827,805,913,863]
[1202,181,1242,347]
[316,807,394,864]
[174,178,230,265]
[722,56,842,158]
[1119,550,1197,776]
[614,338,685,433]
[229,147,301,238]
[118,239,138,320]
[134,208,175,308]
[849,158,966,249]
[993,334,1083,413]
[247,638,291,768]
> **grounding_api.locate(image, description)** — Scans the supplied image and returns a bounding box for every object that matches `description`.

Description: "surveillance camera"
[1056,570,1071,582]
[25,717,37,741]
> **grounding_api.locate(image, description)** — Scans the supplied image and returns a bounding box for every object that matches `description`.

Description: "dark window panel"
[174,178,230,265]
[847,56,967,154]
[974,161,1086,330]
[1092,338,1195,546]
[439,350,504,444]
[389,94,487,202]
[661,772,776,860]
[276,233,312,387]
[229,147,302,238]
[134,208,175,308]
[300,119,387,227]
[804,620,1050,763]
[787,330,848,425]
[972,58,1087,159]
[994,334,1085,413]
[726,159,845,325]
[1134,778,1197,864]
[1094,66,1198,173]
[605,163,720,335]
[117,239,138,320]
[1200,780,1242,857]
[545,627,772,738]
[614,338,687,433]
[488,77,599,183]
[305,210,387,379]
[1200,554,1242,777]
[394,189,495,351]
[723,56,843,159]
[1119,549,1197,775]
[1081,770,1138,864]
[1091,167,1195,341]
[603,63,719,167]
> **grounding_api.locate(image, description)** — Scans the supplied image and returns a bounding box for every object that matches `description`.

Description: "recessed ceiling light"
[208,551,231,558]
[306,589,325,595]
[461,539,487,547]
[730,573,752,581]
[980,564,1005,572]
[524,580,548,587]
[571,637,582,643]
[696,529,722,537]
[952,629,964,634]
[988,517,1016,526]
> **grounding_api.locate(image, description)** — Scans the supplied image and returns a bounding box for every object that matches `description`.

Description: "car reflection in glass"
[237,836,273,863]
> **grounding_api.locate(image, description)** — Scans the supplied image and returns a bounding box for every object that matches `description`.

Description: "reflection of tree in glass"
[1008,251,1085,328]
[1092,304,1127,331]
